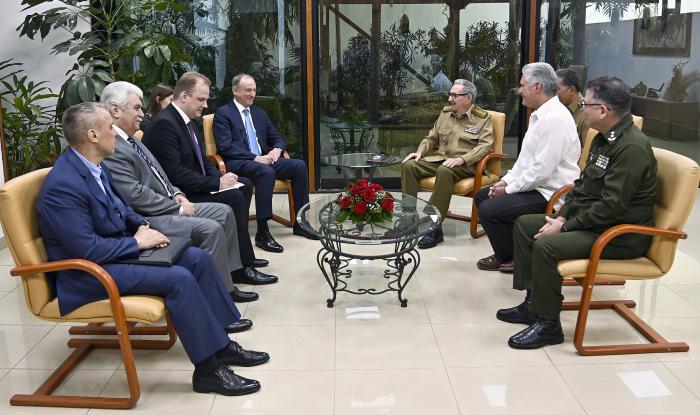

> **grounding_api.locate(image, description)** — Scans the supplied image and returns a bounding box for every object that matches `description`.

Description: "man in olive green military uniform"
[401,79,494,249]
[556,68,589,144]
[497,76,657,350]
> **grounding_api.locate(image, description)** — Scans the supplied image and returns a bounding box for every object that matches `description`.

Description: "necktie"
[187,121,206,174]
[99,170,126,220]
[242,108,260,156]
[126,136,175,197]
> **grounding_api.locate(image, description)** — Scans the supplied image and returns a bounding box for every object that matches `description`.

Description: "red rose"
[339,196,352,209]
[362,188,376,202]
[349,185,361,196]
[384,192,393,200]
[354,201,368,215]
[356,179,369,189]
[381,197,394,213]
[370,183,383,191]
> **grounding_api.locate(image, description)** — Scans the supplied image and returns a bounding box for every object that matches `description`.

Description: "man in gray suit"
[101,82,275,306]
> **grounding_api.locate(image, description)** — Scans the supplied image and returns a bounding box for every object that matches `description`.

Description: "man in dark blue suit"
[37,102,270,396]
[213,73,317,253]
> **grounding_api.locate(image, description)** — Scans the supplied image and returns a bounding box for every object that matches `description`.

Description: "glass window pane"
[545,1,700,163]
[318,1,523,189]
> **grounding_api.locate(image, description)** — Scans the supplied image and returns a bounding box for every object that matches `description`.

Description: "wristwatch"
[139,220,151,227]
[560,222,568,232]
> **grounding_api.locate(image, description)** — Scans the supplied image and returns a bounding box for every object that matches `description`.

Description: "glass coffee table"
[297,193,440,307]
[323,152,400,183]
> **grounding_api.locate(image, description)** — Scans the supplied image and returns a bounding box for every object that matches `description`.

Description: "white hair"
[100,81,144,110]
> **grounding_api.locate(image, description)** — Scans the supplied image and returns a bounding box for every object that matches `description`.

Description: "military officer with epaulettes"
[401,79,494,249]
[556,68,589,145]
[498,76,657,350]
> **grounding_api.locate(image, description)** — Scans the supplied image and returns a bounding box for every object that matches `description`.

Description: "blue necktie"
[126,136,175,197]
[99,170,126,220]
[243,108,260,156]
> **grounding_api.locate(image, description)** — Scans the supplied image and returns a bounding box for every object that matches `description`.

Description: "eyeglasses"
[579,101,606,109]
[448,92,470,99]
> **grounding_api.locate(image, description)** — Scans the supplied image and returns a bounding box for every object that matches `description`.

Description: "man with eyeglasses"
[556,68,589,144]
[501,76,657,350]
[401,79,494,249]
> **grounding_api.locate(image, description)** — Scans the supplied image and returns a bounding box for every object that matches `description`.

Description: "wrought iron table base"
[316,239,420,307]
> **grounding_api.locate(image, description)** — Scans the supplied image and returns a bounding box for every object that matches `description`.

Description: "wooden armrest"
[473,153,507,192]
[581,224,687,285]
[11,259,128,319]
[208,154,227,175]
[545,184,575,214]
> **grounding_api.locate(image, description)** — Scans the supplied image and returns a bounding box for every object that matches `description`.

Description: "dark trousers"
[188,176,256,265]
[227,157,309,223]
[475,188,547,263]
[513,214,650,318]
[121,247,238,364]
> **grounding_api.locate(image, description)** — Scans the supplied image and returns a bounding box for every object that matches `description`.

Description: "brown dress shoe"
[477,254,501,271]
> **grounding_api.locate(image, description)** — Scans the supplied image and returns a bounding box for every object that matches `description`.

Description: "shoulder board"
[441,105,452,113]
[471,106,489,119]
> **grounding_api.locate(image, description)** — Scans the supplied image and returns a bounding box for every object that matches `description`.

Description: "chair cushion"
[273,179,291,192]
[557,257,664,280]
[419,173,499,196]
[40,295,167,324]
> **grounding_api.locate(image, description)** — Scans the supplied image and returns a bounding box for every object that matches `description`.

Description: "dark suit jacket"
[212,102,287,164]
[36,149,145,315]
[143,104,222,194]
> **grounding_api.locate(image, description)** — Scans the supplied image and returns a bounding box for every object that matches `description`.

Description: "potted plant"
[0,59,62,179]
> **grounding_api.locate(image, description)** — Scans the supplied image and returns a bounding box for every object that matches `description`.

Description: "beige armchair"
[418,110,507,238]
[0,168,177,409]
[557,147,699,355]
[202,114,295,227]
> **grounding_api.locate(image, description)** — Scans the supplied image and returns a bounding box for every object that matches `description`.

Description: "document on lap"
[210,182,245,194]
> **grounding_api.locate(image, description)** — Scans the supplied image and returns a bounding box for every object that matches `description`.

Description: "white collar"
[112,125,130,142]
[171,103,191,125]
[233,99,249,114]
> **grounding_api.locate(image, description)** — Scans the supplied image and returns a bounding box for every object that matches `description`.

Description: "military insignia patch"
[595,155,609,169]
[464,125,480,134]
[607,131,617,142]
[471,106,489,119]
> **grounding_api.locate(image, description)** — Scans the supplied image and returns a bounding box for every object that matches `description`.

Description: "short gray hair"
[62,102,107,145]
[522,62,558,97]
[453,79,477,97]
[231,73,254,89]
[101,81,143,110]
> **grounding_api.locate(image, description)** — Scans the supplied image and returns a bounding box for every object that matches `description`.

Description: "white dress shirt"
[501,96,580,206]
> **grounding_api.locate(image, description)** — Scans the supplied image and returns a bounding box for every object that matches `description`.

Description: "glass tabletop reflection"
[297,193,440,245]
[323,152,399,169]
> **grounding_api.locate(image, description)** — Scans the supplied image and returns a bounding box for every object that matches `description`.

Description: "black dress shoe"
[255,231,284,253]
[216,341,270,367]
[417,226,443,249]
[225,319,253,333]
[496,290,537,325]
[293,223,320,240]
[508,316,564,349]
[193,365,261,396]
[231,267,278,285]
[251,258,269,268]
[230,287,259,303]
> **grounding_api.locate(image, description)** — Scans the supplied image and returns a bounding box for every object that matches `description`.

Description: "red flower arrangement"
[336,179,394,224]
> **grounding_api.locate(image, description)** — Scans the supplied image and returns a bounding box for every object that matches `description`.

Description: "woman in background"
[139,83,173,134]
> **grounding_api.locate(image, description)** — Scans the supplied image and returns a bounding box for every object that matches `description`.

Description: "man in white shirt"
[474,62,580,274]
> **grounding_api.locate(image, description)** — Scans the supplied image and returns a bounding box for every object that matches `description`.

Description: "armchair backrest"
[0,168,53,315]
[202,114,217,157]
[486,110,505,176]
[647,148,699,272]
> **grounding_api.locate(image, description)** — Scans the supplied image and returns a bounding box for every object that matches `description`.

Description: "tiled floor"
[1,191,699,414]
